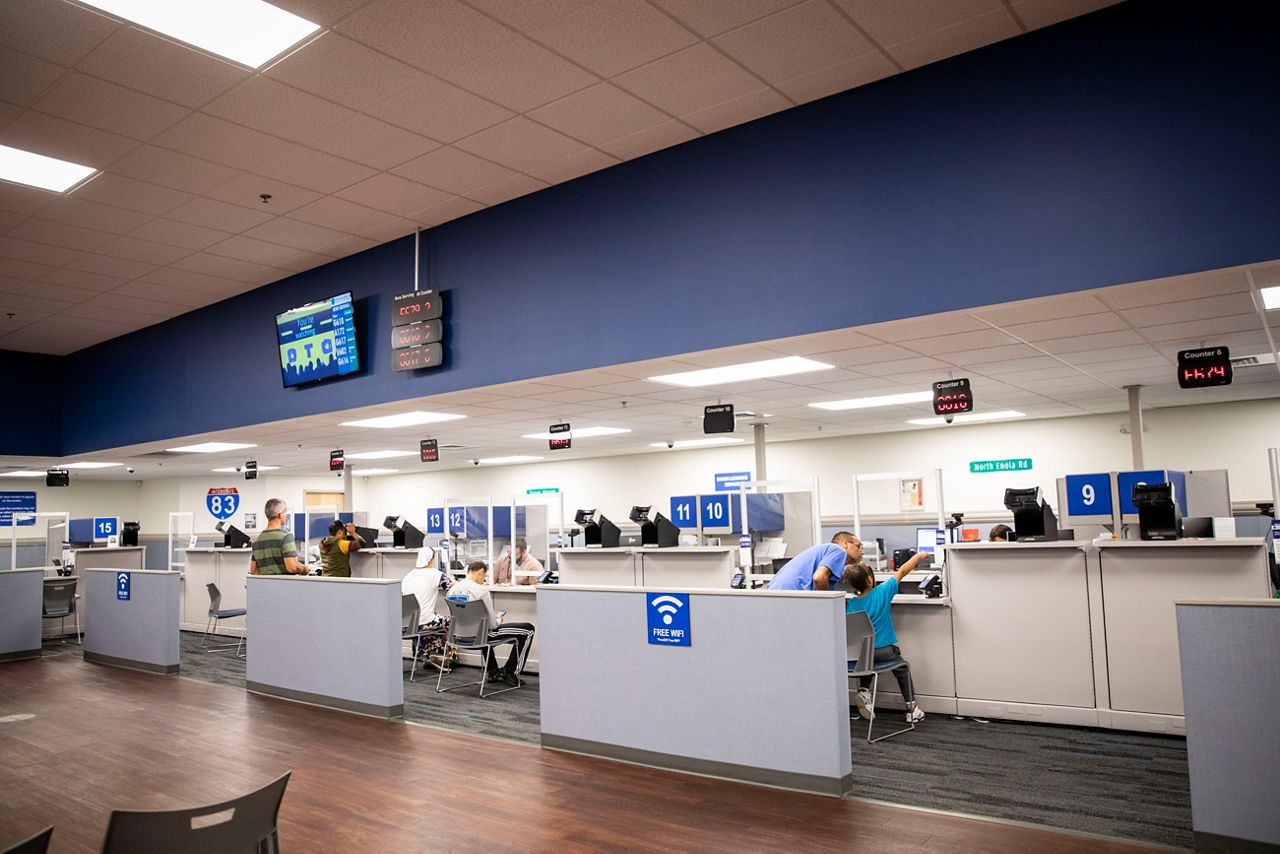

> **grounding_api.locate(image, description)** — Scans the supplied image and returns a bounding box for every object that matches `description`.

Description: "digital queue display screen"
[1177,347,1232,389]
[932,378,973,415]
[277,292,359,387]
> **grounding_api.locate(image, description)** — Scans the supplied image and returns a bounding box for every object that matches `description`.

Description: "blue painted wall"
[24,0,1280,457]
[0,350,63,456]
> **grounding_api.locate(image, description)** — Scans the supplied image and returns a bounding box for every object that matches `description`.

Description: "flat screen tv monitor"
[276,291,359,387]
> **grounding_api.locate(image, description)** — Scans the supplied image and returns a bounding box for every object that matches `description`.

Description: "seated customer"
[445,560,535,687]
[988,523,1013,542]
[843,550,931,723]
[491,537,543,586]
[402,546,450,664]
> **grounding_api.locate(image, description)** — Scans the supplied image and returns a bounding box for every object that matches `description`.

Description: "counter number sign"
[933,378,973,416]
[243,460,257,480]
[421,439,439,463]
[670,496,696,528]
[330,450,344,472]
[549,423,571,451]
[1177,347,1232,389]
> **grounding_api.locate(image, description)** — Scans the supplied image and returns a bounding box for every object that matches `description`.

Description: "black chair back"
[1,826,52,854]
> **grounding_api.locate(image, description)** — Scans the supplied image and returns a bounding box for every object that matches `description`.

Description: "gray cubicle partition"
[82,569,180,674]
[1176,600,1280,853]
[538,586,852,797]
[0,569,43,661]
[245,575,404,719]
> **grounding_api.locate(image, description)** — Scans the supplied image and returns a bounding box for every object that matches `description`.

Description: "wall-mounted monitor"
[276,291,359,387]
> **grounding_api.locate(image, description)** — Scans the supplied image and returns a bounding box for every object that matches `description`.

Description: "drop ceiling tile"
[525,148,618,185]
[911,327,1013,355]
[0,210,25,232]
[204,77,355,143]
[35,195,153,235]
[1119,293,1256,327]
[465,174,549,206]
[205,173,322,215]
[1039,329,1145,354]
[251,146,378,194]
[713,1,878,87]
[64,253,157,280]
[335,174,453,217]
[171,252,277,282]
[272,250,338,274]
[356,218,423,244]
[265,32,432,110]
[0,183,57,218]
[64,300,169,324]
[598,119,698,160]
[308,114,440,170]
[650,0,807,38]
[283,197,399,235]
[0,0,118,65]
[532,0,699,77]
[128,218,231,251]
[95,235,190,266]
[464,0,593,31]
[1,110,139,169]
[366,76,513,144]
[112,279,220,308]
[0,45,65,108]
[207,235,302,267]
[109,146,241,195]
[11,217,117,255]
[774,50,897,103]
[455,117,589,173]
[0,292,66,316]
[836,0,1000,47]
[971,292,1112,324]
[139,267,244,296]
[315,234,382,258]
[681,86,790,134]
[883,9,1023,70]
[0,235,82,267]
[1141,314,1264,343]
[167,197,275,232]
[1002,312,1130,342]
[37,266,126,292]
[615,43,764,116]
[1097,267,1248,309]
[1012,0,1123,31]
[936,342,1043,364]
[0,259,55,285]
[242,216,352,251]
[32,71,189,141]
[335,0,517,75]
[74,25,249,109]
[71,173,194,216]
[152,112,294,169]
[74,292,181,321]
[393,146,521,196]
[529,83,673,146]
[443,37,599,113]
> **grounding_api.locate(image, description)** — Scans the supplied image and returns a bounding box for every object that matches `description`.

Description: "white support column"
[1125,385,1145,469]
[753,421,767,486]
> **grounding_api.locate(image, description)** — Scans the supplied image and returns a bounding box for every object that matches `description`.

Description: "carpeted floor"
[46,633,1193,850]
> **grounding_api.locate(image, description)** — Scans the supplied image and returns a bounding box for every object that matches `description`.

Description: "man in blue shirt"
[767,532,862,591]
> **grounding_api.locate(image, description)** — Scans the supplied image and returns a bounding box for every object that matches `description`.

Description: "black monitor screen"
[399,521,425,550]
[276,292,359,387]
[224,525,252,549]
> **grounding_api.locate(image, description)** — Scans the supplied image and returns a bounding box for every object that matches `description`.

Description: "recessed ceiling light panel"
[810,391,932,411]
[477,456,543,465]
[647,356,833,387]
[1261,285,1280,310]
[350,468,399,476]
[63,461,122,469]
[341,411,465,429]
[77,0,320,68]
[907,410,1026,426]
[345,450,416,460]
[0,144,97,192]
[521,427,631,440]
[167,442,258,453]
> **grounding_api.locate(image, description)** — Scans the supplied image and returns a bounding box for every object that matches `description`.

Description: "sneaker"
[854,689,874,721]
[498,671,522,687]
[906,702,925,723]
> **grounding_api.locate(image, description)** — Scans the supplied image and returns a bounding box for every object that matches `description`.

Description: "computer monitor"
[1133,482,1182,541]
[597,514,621,549]
[223,525,252,549]
[630,505,658,546]
[576,509,601,546]
[1003,487,1059,542]
[121,521,139,547]
[915,527,944,562]
[383,515,401,531]
[654,512,680,548]
[393,520,425,549]
[353,525,380,546]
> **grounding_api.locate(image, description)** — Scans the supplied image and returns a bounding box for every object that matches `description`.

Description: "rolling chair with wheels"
[202,582,247,657]
[435,598,520,698]
[41,577,80,644]
[846,610,916,743]
[100,771,290,854]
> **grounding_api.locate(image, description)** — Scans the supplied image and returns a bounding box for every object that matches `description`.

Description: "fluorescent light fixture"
[1261,285,1280,310]
[0,144,97,192]
[477,456,543,465]
[63,461,122,469]
[341,411,466,429]
[345,450,416,460]
[521,427,631,440]
[77,0,320,68]
[809,391,933,411]
[907,410,1026,426]
[649,438,747,449]
[167,442,258,453]
[647,356,834,387]
[211,465,279,473]
[351,468,399,476]
[0,470,48,477]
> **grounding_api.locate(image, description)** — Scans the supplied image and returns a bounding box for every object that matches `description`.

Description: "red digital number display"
[391,291,444,326]
[932,378,973,416]
[549,437,571,451]
[934,393,971,413]
[392,343,443,372]
[1177,347,1232,389]
[390,319,442,350]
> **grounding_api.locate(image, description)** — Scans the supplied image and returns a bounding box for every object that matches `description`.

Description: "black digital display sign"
[420,439,439,463]
[1177,347,1232,389]
[932,378,973,416]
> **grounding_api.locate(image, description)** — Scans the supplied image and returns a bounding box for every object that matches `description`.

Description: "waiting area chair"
[846,611,916,743]
[202,582,247,658]
[1,826,52,854]
[100,771,290,854]
[435,598,519,698]
[41,577,80,644]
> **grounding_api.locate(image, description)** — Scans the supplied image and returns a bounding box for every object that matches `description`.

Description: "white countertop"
[1174,598,1280,607]
[540,584,843,599]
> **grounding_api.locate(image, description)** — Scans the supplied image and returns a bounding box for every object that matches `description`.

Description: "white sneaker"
[906,702,925,723]
[855,689,874,721]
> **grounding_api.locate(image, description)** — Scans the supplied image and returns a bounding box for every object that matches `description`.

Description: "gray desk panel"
[0,569,43,660]
[82,569,179,674]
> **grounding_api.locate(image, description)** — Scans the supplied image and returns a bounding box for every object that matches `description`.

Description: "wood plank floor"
[0,656,1171,854]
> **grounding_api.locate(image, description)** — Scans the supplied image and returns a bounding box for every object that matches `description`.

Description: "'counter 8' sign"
[207,488,240,520]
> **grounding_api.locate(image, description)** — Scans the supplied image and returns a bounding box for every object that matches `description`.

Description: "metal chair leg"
[235,630,245,658]
[867,669,917,743]
[202,614,215,649]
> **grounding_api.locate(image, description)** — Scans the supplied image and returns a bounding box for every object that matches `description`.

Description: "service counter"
[853,595,957,715]
[39,548,145,640]
[555,547,736,589]
[82,569,179,675]
[0,568,44,661]
[350,547,420,582]
[538,585,851,797]
[246,575,404,719]
[178,548,251,636]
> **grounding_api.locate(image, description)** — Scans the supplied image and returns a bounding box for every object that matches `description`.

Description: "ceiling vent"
[1230,352,1277,367]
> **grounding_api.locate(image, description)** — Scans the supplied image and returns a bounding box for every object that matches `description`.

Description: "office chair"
[100,771,290,854]
[436,598,519,697]
[1,825,52,854]
[41,577,80,644]
[846,611,916,743]
[203,582,247,657]
[401,594,448,683]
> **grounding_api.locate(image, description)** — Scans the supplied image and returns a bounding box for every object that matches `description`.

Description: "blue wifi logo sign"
[647,593,691,646]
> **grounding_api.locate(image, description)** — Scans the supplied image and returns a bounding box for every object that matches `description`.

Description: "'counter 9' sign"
[933,378,973,415]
